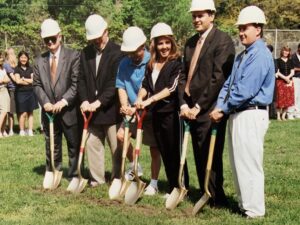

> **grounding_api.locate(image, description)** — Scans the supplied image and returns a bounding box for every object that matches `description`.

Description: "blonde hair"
[0,57,4,69]
[4,48,17,68]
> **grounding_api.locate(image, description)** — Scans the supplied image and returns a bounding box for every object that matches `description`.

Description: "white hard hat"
[85,14,108,40]
[150,23,173,40]
[236,6,266,25]
[41,19,61,38]
[189,0,216,12]
[121,26,147,52]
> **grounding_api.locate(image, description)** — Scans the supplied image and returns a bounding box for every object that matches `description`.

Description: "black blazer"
[142,59,182,113]
[33,46,80,126]
[78,40,123,125]
[179,26,235,115]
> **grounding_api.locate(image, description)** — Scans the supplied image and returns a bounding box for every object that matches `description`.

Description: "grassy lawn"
[0,111,299,225]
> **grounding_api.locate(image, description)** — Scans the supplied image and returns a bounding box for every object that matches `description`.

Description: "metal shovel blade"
[51,171,63,190]
[74,178,88,193]
[166,187,187,210]
[192,193,210,216]
[124,181,146,205]
[109,178,122,200]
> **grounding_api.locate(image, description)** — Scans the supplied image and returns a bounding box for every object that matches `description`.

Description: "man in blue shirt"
[210,6,275,218]
[116,27,161,195]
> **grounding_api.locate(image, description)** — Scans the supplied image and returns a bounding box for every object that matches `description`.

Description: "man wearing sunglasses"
[78,14,124,187]
[33,18,81,190]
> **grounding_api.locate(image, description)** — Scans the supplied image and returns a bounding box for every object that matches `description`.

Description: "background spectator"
[14,51,38,136]
[275,46,295,121]
[4,48,17,136]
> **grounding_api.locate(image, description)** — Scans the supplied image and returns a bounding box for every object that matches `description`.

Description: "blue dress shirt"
[216,39,275,114]
[116,50,150,105]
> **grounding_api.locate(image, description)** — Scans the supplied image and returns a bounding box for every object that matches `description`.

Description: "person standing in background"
[4,48,17,136]
[14,51,38,136]
[275,46,295,121]
[178,0,235,207]
[0,56,11,137]
[291,43,300,118]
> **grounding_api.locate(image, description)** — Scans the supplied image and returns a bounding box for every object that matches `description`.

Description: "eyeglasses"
[44,36,57,45]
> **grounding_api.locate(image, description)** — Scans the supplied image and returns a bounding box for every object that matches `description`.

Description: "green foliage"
[0,0,299,57]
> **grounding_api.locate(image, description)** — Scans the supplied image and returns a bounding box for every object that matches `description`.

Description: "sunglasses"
[44,36,57,45]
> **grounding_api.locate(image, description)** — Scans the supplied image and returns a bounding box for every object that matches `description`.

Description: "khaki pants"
[86,123,122,184]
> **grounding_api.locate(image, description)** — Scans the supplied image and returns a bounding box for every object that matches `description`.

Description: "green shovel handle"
[45,112,55,122]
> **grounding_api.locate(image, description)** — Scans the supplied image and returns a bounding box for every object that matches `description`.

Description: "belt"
[231,105,267,114]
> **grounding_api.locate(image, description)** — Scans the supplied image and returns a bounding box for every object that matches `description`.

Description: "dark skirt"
[16,90,38,113]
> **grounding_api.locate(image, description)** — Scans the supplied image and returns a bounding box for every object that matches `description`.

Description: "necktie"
[50,55,57,85]
[185,37,204,96]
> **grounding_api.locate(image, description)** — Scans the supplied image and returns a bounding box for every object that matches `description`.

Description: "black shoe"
[209,197,229,209]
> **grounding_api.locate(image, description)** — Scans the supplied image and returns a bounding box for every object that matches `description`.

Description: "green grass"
[0,112,299,225]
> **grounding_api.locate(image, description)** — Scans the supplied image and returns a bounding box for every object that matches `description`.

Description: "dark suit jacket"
[78,40,123,125]
[33,46,80,126]
[179,26,235,116]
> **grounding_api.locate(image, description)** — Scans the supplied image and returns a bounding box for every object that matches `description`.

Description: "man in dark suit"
[179,0,235,207]
[33,19,80,190]
[78,14,123,186]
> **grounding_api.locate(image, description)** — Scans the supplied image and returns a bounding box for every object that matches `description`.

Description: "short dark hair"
[253,24,264,38]
[298,43,300,49]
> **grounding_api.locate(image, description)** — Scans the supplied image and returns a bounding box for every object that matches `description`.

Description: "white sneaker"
[125,164,143,181]
[43,171,54,189]
[2,131,8,137]
[28,130,34,136]
[19,130,26,136]
[144,184,158,196]
[8,130,14,136]
[67,177,80,191]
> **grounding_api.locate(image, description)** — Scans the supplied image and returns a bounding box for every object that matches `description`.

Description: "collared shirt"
[96,38,109,75]
[116,49,150,105]
[200,24,213,42]
[216,39,275,114]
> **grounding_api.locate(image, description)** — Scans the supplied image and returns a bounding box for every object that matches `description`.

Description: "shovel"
[124,109,147,205]
[69,111,93,193]
[109,115,134,200]
[165,120,190,210]
[44,113,63,190]
[192,126,217,215]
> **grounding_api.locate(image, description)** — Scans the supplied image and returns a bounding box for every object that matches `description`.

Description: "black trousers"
[190,114,227,203]
[153,111,189,193]
[42,113,80,179]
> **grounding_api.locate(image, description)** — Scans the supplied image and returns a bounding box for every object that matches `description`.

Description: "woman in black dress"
[15,51,38,136]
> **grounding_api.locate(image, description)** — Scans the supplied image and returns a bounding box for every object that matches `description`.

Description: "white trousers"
[293,77,300,117]
[86,124,122,184]
[228,109,269,217]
